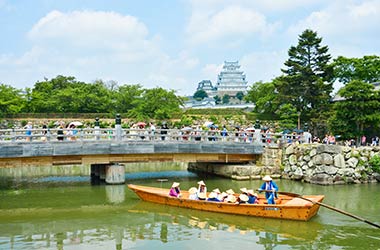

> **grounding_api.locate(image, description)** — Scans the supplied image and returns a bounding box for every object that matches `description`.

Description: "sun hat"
[198,192,207,199]
[240,187,248,193]
[239,194,249,202]
[197,180,206,186]
[262,175,272,181]
[212,188,221,194]
[208,192,217,199]
[171,182,180,188]
[247,189,257,196]
[220,192,228,197]
[188,187,197,194]
[226,189,235,195]
[226,194,237,203]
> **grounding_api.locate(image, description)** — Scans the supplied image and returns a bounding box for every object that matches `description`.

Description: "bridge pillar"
[90,164,107,185]
[105,163,125,184]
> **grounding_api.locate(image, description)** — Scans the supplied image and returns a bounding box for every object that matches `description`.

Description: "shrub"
[369,154,380,173]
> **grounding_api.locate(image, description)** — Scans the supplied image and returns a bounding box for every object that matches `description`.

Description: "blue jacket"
[259,181,278,199]
[247,195,257,204]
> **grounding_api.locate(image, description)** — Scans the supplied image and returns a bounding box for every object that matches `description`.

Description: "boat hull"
[128,184,324,221]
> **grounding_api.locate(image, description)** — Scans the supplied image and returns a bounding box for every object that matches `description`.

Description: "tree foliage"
[235,91,244,103]
[275,29,333,130]
[193,89,208,100]
[222,94,230,104]
[0,75,183,120]
[333,55,380,84]
[329,80,380,139]
[245,81,278,117]
[0,84,25,115]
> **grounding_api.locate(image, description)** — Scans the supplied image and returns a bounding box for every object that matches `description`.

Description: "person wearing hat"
[196,180,207,200]
[226,194,237,203]
[188,187,198,200]
[169,182,181,198]
[247,190,259,204]
[258,175,278,204]
[238,194,249,204]
[207,192,220,202]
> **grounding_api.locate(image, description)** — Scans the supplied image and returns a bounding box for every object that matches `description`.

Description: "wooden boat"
[128,184,325,221]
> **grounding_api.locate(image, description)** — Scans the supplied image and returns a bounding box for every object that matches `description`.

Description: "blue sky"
[1,0,379,95]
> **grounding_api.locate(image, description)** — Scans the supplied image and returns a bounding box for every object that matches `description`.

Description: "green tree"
[222,94,230,104]
[277,103,298,130]
[114,84,143,113]
[245,81,279,117]
[333,55,380,84]
[235,91,244,103]
[193,89,208,100]
[0,84,25,115]
[129,87,183,120]
[213,95,221,104]
[328,80,380,140]
[276,29,333,131]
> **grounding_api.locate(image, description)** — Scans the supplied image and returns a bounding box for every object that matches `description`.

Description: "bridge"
[0,128,269,183]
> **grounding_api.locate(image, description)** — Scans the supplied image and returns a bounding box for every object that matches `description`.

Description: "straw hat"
[171,182,180,188]
[262,175,272,181]
[212,188,221,194]
[197,180,206,186]
[239,194,249,202]
[247,189,257,196]
[240,187,248,193]
[220,192,228,198]
[188,187,197,194]
[198,192,207,199]
[226,194,237,203]
[208,192,217,199]
[226,189,235,195]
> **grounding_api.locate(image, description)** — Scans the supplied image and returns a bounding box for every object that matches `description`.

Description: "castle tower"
[215,61,248,97]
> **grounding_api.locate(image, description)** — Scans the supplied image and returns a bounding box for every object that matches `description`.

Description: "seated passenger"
[247,189,259,204]
[169,182,181,198]
[238,194,249,204]
[198,192,207,200]
[197,180,207,200]
[226,194,237,203]
[207,192,220,202]
[188,187,198,200]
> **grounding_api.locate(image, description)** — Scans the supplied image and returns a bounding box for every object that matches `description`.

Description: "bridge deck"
[0,141,263,167]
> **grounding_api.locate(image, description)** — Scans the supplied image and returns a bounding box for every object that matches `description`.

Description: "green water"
[0,173,379,250]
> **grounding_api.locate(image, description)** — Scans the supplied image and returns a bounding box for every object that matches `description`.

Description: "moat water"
[0,171,379,250]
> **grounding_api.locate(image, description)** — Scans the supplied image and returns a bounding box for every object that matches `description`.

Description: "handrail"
[0,128,304,146]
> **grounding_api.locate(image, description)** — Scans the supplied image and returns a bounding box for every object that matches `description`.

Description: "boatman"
[258,175,278,204]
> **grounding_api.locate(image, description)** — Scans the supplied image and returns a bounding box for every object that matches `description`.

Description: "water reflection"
[0,174,379,249]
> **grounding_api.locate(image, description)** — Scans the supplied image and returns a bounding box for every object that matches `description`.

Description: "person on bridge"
[196,180,207,200]
[169,182,181,198]
[258,175,278,205]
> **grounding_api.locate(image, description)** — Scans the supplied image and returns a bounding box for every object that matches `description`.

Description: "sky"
[0,0,379,96]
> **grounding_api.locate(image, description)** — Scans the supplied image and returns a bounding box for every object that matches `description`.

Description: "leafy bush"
[369,154,380,173]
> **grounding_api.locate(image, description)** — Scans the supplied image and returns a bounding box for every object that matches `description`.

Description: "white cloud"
[1,10,188,91]
[186,5,277,44]
[287,1,380,46]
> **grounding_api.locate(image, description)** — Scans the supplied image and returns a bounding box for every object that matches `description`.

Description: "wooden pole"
[278,191,380,229]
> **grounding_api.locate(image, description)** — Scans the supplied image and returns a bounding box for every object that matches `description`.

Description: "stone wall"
[188,146,283,180]
[282,144,380,185]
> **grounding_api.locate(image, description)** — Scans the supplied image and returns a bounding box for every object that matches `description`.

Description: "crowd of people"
[13,120,380,147]
[168,175,279,205]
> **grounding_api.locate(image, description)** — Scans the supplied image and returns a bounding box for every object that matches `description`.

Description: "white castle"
[196,61,248,99]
